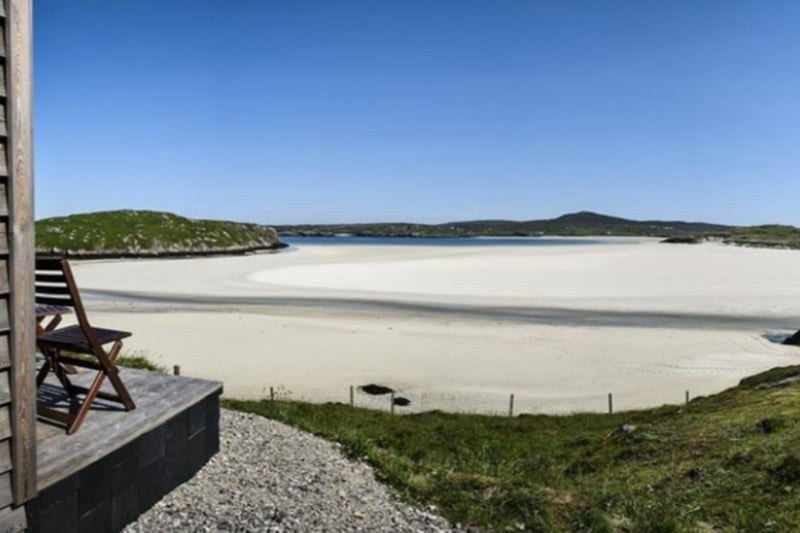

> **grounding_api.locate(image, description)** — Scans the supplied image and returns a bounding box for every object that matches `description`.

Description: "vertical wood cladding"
[0,0,12,512]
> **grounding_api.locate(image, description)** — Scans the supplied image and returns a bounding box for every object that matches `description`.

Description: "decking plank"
[36,368,222,489]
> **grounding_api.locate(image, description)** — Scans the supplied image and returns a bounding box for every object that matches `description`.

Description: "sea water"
[280,235,630,248]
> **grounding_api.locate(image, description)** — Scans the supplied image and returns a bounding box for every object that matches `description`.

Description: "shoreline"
[72,239,800,414]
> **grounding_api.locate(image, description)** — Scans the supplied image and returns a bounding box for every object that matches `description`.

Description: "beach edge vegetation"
[224,365,800,532]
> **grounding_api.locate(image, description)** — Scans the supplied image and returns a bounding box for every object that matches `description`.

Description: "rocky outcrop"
[783,330,800,346]
[661,236,701,244]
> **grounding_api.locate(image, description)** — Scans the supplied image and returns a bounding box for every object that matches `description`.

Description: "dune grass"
[724,225,800,249]
[224,366,800,531]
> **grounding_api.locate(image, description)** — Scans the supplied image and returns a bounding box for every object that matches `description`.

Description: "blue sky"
[34,1,800,225]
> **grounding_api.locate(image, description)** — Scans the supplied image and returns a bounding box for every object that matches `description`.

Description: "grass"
[724,225,800,249]
[115,354,167,373]
[224,365,800,532]
[63,351,167,373]
[36,209,282,256]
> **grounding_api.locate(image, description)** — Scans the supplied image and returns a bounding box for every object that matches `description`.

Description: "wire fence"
[245,379,697,417]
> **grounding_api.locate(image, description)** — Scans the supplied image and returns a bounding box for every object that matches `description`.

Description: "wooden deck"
[35,366,222,489]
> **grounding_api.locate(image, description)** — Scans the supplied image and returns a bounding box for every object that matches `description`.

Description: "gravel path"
[125,409,458,532]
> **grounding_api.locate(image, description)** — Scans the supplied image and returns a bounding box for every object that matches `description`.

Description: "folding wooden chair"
[35,257,136,434]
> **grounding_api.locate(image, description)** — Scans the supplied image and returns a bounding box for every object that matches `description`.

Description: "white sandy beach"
[70,239,800,414]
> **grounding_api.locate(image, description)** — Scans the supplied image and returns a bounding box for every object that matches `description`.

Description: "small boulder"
[392,396,411,407]
[359,384,394,395]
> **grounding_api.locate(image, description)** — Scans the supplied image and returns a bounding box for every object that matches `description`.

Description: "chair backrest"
[35,257,96,344]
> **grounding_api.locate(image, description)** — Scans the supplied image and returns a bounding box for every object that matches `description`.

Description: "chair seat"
[37,324,132,353]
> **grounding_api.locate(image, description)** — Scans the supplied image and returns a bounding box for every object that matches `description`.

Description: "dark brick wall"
[26,392,221,533]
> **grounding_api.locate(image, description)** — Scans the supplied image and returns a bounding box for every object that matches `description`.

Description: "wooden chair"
[35,257,136,434]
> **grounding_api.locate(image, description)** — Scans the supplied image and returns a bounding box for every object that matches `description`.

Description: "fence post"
[173,365,180,376]
[509,394,515,417]
[270,386,275,401]
[685,390,690,404]
[390,392,395,414]
[608,393,613,414]
[350,385,354,407]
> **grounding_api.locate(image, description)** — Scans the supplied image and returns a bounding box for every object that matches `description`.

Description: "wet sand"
[71,239,800,414]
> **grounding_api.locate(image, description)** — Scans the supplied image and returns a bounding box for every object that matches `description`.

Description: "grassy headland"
[36,210,285,258]
[225,366,800,531]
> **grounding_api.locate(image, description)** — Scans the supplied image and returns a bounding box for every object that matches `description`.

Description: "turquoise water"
[280,236,626,247]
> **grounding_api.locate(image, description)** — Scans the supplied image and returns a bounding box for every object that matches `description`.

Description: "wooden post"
[608,393,613,414]
[349,385,354,407]
[390,392,395,414]
[509,393,515,417]
[270,386,275,401]
[685,390,690,404]
[173,365,180,376]
[7,0,37,504]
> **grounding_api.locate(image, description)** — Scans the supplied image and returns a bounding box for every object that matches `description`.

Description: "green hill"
[226,364,800,531]
[277,211,734,238]
[36,210,285,258]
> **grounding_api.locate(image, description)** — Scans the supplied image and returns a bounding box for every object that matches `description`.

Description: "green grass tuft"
[115,354,167,373]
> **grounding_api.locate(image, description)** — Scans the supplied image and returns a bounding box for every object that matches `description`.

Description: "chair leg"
[35,357,51,388]
[66,342,136,434]
[98,341,136,411]
[66,365,106,434]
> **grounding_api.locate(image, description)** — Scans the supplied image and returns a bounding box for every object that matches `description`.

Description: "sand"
[70,239,800,414]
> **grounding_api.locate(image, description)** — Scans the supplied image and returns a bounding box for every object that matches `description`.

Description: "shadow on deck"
[26,367,223,532]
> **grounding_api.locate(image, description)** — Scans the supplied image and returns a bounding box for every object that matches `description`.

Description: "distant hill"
[277,211,734,238]
[36,210,285,258]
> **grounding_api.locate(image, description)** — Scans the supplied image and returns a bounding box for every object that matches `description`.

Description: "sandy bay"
[70,238,800,414]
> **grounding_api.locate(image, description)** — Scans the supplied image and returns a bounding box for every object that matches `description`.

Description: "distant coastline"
[279,235,642,248]
[276,210,732,239]
[35,209,800,258]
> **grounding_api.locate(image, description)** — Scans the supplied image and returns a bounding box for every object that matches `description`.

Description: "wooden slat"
[0,65,5,98]
[8,0,36,504]
[0,220,6,255]
[0,472,11,509]
[30,296,67,307]
[34,285,71,296]
[34,273,66,283]
[0,370,9,399]
[0,406,9,441]
[0,260,9,293]
[0,182,7,214]
[0,103,5,138]
[0,440,10,474]
[0,144,6,177]
[0,299,8,331]
[0,505,27,532]
[0,335,8,369]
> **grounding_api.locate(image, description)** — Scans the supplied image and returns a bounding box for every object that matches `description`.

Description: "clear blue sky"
[34,1,800,225]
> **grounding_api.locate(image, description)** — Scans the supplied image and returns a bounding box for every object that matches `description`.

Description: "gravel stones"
[125,409,457,532]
